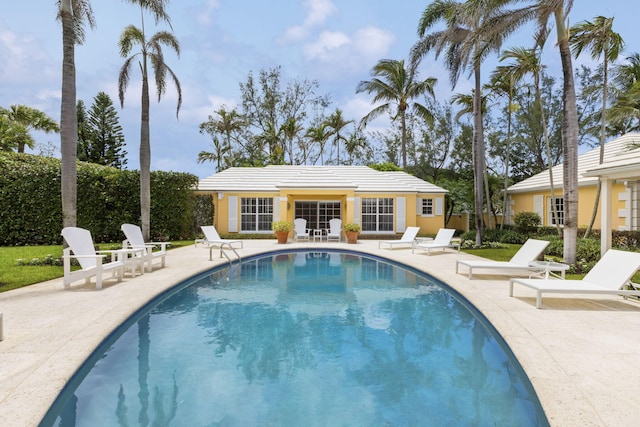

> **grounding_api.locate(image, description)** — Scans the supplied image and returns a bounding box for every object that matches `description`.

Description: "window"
[241,197,273,231]
[421,198,434,216]
[548,197,564,226]
[361,198,394,232]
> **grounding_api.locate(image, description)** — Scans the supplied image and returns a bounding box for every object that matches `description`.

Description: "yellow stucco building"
[196,165,449,238]
[506,133,640,233]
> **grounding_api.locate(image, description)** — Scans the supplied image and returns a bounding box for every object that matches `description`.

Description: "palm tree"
[118,2,181,240]
[280,117,304,165]
[57,0,95,229]
[490,0,580,264]
[197,136,230,172]
[323,109,354,165]
[450,91,494,229]
[570,16,624,237]
[0,105,59,152]
[411,0,512,246]
[305,124,330,165]
[609,53,640,131]
[498,46,561,236]
[487,67,518,230]
[199,107,245,171]
[344,130,368,165]
[356,59,436,170]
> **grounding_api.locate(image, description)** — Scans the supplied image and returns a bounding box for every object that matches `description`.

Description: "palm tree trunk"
[556,11,579,265]
[140,64,151,241]
[501,99,512,230]
[60,0,77,229]
[536,77,562,237]
[584,55,609,237]
[401,110,407,170]
[473,64,485,245]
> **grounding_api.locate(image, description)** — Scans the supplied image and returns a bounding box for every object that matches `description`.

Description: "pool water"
[42,250,548,426]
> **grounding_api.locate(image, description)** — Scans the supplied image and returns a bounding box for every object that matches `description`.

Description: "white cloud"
[195,0,222,27]
[300,26,395,80]
[303,31,350,61]
[0,26,56,85]
[352,26,395,59]
[278,0,337,44]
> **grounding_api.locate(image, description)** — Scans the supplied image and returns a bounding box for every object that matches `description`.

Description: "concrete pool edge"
[1,240,639,426]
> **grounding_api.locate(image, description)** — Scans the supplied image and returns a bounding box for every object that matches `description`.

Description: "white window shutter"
[435,197,443,215]
[533,195,543,222]
[396,197,406,232]
[273,197,280,221]
[416,198,422,215]
[228,196,238,232]
[354,197,361,225]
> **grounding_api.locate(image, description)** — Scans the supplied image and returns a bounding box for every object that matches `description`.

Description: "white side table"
[528,260,570,279]
[313,229,324,242]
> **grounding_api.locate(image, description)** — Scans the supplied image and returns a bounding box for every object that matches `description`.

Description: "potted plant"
[272,221,292,244]
[344,223,361,244]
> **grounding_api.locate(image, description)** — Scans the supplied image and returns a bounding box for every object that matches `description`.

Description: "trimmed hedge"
[0,152,199,245]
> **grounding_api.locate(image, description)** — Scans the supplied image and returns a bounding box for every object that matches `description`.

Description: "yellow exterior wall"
[509,182,628,230]
[206,190,447,235]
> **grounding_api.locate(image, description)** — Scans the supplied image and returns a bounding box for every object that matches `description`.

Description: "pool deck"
[1,239,640,426]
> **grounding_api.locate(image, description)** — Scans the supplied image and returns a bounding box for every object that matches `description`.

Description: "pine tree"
[82,92,127,168]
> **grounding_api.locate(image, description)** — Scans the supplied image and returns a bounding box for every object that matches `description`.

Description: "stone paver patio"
[1,239,640,426]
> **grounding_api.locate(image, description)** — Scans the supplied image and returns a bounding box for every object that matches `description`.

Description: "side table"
[528,260,569,279]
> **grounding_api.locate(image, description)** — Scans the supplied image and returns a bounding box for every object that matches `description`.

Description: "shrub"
[498,230,528,244]
[0,152,198,245]
[514,211,541,233]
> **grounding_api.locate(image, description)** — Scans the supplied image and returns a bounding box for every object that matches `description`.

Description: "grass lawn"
[0,241,194,293]
[0,245,65,292]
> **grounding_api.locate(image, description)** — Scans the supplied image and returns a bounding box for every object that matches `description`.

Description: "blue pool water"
[42,250,548,426]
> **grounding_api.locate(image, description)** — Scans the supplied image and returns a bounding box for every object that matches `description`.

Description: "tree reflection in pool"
[43,250,548,426]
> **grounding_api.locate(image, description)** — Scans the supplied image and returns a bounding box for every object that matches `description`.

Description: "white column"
[600,177,613,256]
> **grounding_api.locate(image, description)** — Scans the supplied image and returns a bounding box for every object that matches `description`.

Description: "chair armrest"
[147,241,170,250]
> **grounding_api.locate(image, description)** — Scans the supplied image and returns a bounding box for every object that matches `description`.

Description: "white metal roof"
[507,133,640,194]
[197,165,448,194]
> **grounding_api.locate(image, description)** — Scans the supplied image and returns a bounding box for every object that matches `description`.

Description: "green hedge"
[0,152,199,245]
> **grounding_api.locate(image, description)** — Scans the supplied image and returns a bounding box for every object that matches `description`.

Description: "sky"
[1,1,638,179]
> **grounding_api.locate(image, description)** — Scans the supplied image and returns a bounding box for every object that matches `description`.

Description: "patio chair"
[378,226,420,249]
[412,228,459,255]
[509,249,640,309]
[201,225,243,249]
[121,223,169,272]
[326,218,342,242]
[61,227,126,290]
[293,218,310,241]
[455,238,550,279]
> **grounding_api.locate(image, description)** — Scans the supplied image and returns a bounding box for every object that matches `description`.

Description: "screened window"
[421,198,434,216]
[241,197,273,231]
[361,198,394,232]
[548,197,564,226]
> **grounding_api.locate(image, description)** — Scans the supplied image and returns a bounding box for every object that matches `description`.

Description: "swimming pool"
[42,250,548,426]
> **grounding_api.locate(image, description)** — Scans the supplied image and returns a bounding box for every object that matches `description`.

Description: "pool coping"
[1,240,639,426]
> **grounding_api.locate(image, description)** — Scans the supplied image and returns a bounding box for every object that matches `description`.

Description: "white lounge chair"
[200,225,244,249]
[510,249,640,309]
[121,223,168,273]
[455,238,550,279]
[61,227,126,290]
[378,226,420,249]
[326,218,342,242]
[412,228,459,255]
[293,218,310,241]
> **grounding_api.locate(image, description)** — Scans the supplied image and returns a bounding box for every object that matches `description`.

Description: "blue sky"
[0,0,637,178]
